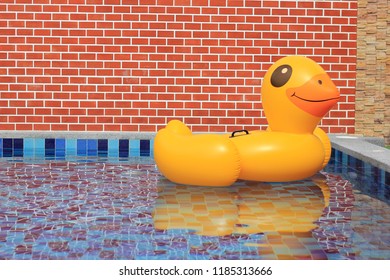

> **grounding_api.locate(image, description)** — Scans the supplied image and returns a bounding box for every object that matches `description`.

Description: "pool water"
[0,152,389,260]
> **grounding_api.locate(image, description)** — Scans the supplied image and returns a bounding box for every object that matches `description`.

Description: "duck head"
[262,56,340,133]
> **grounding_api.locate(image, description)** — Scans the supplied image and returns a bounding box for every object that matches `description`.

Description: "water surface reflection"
[153,174,330,236]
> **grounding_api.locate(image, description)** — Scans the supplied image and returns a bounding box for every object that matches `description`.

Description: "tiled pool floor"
[0,157,389,260]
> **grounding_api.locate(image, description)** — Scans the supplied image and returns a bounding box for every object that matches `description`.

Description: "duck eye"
[270,64,292,88]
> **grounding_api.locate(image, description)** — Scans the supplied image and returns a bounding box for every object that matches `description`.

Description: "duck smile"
[291,92,340,103]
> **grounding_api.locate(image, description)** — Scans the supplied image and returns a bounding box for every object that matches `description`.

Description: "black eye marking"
[318,80,322,85]
[270,64,292,88]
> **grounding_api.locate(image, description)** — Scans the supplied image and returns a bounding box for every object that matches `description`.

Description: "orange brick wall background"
[0,0,357,133]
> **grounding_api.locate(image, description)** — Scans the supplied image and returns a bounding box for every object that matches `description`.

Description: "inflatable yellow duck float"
[154,56,340,186]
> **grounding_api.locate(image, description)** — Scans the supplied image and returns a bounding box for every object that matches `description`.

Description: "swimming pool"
[0,138,389,260]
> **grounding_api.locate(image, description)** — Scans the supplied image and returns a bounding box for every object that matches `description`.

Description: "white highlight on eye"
[281,67,288,74]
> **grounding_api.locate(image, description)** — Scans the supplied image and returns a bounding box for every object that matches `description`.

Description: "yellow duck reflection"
[153,174,330,236]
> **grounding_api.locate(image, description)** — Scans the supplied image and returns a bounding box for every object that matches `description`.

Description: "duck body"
[154,120,241,187]
[227,130,325,182]
[154,122,326,186]
[154,56,339,187]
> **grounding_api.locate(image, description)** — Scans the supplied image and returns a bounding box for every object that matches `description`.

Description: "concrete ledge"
[329,134,390,173]
[0,131,156,139]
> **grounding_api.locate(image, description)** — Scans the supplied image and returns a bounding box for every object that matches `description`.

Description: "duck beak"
[286,73,340,117]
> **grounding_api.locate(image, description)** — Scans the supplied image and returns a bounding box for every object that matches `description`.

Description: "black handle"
[230,129,249,138]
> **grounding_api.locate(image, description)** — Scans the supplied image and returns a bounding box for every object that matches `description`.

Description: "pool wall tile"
[87,139,98,156]
[380,170,386,191]
[3,138,12,149]
[0,138,147,159]
[77,139,87,156]
[108,139,119,157]
[35,139,45,157]
[14,138,24,157]
[119,139,129,158]
[98,139,108,156]
[130,139,140,157]
[45,139,56,157]
[55,139,66,158]
[56,139,65,149]
[3,138,13,157]
[140,140,150,157]
[24,138,35,158]
[45,138,55,149]
[66,139,77,156]
[150,139,154,157]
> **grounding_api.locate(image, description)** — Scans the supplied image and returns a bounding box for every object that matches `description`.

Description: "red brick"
[0,123,14,130]
[1,1,356,134]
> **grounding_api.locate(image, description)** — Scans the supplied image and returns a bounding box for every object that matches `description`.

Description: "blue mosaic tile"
[3,138,12,149]
[55,139,66,158]
[98,139,108,156]
[326,150,390,206]
[14,139,23,157]
[77,139,87,156]
[66,139,77,156]
[35,138,45,158]
[24,138,34,158]
[108,139,119,158]
[87,139,98,156]
[45,138,55,150]
[0,138,152,159]
[119,139,129,158]
[56,138,66,150]
[45,139,55,157]
[3,138,13,157]
[130,139,140,157]
[150,139,154,157]
[140,140,150,157]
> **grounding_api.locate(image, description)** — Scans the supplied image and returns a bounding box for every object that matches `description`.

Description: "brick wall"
[356,0,390,144]
[0,0,357,133]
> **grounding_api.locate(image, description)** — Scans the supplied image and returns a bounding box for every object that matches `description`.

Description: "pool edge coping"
[0,131,156,139]
[329,134,390,173]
